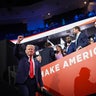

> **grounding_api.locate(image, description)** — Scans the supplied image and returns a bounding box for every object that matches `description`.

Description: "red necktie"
[29,57,34,78]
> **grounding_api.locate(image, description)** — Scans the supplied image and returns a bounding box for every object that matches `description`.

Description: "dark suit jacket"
[66,42,76,54]
[14,44,43,87]
[40,47,56,66]
[76,32,89,49]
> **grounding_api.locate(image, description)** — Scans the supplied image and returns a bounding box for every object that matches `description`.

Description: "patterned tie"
[29,57,34,78]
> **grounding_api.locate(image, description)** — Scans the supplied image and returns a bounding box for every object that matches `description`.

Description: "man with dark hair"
[73,26,89,50]
[40,42,56,66]
[65,36,75,54]
[44,42,52,47]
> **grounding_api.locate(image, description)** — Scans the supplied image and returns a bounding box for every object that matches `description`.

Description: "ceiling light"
[84,1,87,4]
[48,13,51,16]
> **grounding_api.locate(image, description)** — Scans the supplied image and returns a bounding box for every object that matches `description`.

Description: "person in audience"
[35,50,42,63]
[73,26,89,51]
[93,22,96,42]
[64,35,76,54]
[35,54,42,63]
[40,42,56,66]
[95,22,96,27]
[55,45,64,59]
[88,36,95,44]
[14,35,45,96]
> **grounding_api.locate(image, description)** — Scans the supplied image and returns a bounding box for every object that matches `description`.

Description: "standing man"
[65,35,75,54]
[73,26,89,51]
[14,35,44,96]
[40,42,56,66]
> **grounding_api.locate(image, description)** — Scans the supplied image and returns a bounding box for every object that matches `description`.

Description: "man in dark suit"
[73,26,89,51]
[14,35,44,96]
[65,35,76,54]
[39,42,56,66]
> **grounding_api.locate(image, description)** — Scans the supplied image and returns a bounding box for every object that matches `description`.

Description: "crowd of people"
[36,26,96,66]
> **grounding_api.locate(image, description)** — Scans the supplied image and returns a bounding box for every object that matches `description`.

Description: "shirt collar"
[77,32,81,37]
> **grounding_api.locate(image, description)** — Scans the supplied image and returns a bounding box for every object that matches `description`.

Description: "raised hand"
[17,35,24,44]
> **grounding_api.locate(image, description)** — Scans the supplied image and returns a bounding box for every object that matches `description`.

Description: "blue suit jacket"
[14,44,43,87]
[66,42,76,54]
[76,32,88,49]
